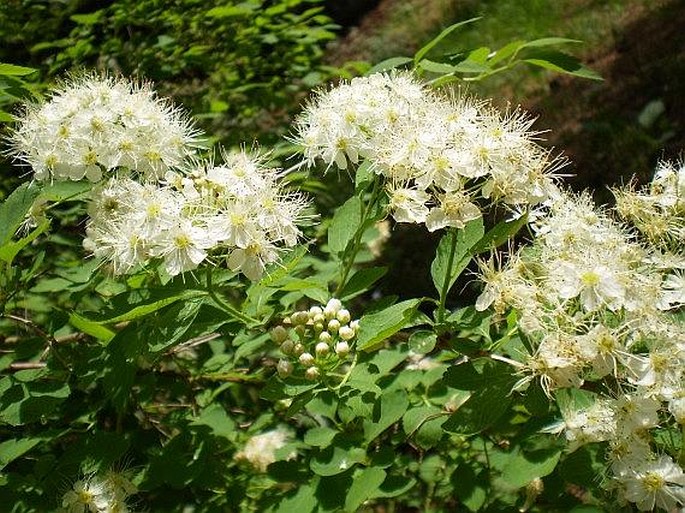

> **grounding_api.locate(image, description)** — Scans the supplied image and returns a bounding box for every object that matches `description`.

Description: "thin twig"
[8,361,47,371]
[2,313,71,370]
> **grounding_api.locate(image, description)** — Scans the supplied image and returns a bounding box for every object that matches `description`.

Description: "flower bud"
[336,309,351,324]
[350,320,360,331]
[277,359,293,378]
[292,343,305,357]
[319,331,333,344]
[313,322,324,334]
[335,341,350,358]
[292,311,309,325]
[299,352,315,366]
[315,342,330,357]
[280,339,294,355]
[270,325,289,344]
[305,367,320,380]
[295,325,306,337]
[338,326,355,341]
[327,319,341,334]
[309,306,323,316]
[313,313,325,324]
[326,298,342,312]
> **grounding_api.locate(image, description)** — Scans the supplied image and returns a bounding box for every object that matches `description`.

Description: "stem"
[678,424,685,467]
[334,177,382,297]
[436,228,459,325]
[205,269,260,327]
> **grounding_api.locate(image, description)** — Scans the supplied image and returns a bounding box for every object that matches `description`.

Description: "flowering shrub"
[0,28,683,513]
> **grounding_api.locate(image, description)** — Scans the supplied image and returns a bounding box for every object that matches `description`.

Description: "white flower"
[551,260,626,311]
[387,186,430,224]
[425,191,481,232]
[235,428,294,472]
[618,455,685,511]
[10,75,201,182]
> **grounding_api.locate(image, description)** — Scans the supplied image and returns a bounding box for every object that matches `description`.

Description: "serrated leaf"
[328,196,362,256]
[0,437,42,470]
[430,218,484,296]
[345,466,386,511]
[490,444,562,489]
[357,299,421,351]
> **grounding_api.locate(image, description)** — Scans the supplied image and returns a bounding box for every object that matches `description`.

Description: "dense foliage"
[0,0,337,145]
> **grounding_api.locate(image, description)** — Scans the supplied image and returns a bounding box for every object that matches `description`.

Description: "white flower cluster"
[61,471,137,513]
[272,298,359,381]
[234,428,294,472]
[10,75,199,182]
[562,395,685,512]
[10,76,308,280]
[476,190,685,510]
[83,150,308,278]
[295,71,559,230]
[615,159,685,259]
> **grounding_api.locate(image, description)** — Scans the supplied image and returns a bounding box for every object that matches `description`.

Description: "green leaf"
[487,40,526,65]
[0,63,37,77]
[520,37,583,48]
[90,290,206,325]
[0,437,42,470]
[272,482,318,513]
[0,219,49,265]
[490,444,562,489]
[345,466,386,511]
[363,389,409,443]
[523,50,602,80]
[328,196,362,256]
[357,299,421,351]
[310,444,365,476]
[70,11,103,25]
[414,17,481,64]
[0,379,70,426]
[408,330,436,354]
[339,266,387,301]
[430,218,484,296]
[191,404,236,440]
[451,464,487,512]
[206,4,256,17]
[38,180,91,202]
[472,214,528,254]
[68,312,115,343]
[442,359,516,434]
[367,56,412,75]
[417,59,457,74]
[304,426,338,447]
[0,183,40,246]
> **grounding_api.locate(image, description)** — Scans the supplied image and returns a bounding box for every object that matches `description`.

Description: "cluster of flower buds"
[271,299,359,380]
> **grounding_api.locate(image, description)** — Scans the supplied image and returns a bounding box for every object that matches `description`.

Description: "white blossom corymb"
[295,71,560,230]
[10,75,200,182]
[84,150,309,279]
